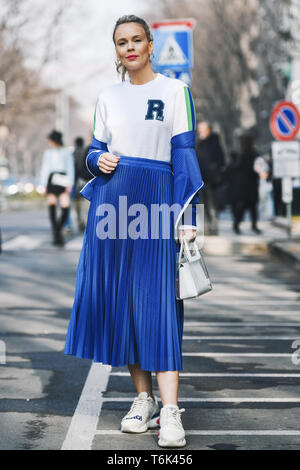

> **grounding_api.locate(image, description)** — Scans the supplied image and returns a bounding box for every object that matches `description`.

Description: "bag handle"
[178,235,186,263]
[182,236,201,262]
[178,235,201,263]
[178,236,211,280]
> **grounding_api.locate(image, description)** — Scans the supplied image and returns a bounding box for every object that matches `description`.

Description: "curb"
[268,239,300,273]
[201,235,270,257]
[200,234,300,274]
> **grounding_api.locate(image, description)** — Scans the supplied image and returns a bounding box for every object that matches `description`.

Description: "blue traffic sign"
[270,101,300,141]
[151,20,195,72]
[160,69,192,86]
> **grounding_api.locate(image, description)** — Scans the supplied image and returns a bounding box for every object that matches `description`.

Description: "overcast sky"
[40,0,157,122]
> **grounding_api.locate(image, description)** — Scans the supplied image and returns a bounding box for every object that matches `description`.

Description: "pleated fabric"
[64,156,184,372]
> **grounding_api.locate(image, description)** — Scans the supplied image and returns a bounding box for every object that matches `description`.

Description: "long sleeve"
[171,85,204,235]
[40,150,50,187]
[65,150,75,187]
[86,95,109,177]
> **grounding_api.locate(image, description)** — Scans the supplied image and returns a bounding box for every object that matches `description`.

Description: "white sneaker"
[121,392,160,433]
[158,405,186,447]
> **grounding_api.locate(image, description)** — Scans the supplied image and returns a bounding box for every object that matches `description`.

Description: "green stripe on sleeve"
[93,98,99,134]
[184,87,193,131]
[191,92,196,130]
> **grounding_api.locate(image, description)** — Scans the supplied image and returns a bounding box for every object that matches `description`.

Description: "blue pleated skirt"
[64,156,184,371]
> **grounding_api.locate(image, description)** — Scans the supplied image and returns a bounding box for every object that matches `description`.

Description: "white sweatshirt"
[93,72,196,162]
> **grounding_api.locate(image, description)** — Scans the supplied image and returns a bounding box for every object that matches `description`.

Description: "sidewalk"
[203,211,300,272]
[269,239,300,273]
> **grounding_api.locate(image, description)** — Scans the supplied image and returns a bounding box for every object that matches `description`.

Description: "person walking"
[234,134,262,234]
[195,122,225,235]
[64,15,203,448]
[40,130,75,246]
[224,151,244,234]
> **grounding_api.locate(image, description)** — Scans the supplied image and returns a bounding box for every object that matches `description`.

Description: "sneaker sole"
[121,415,160,434]
[158,437,186,448]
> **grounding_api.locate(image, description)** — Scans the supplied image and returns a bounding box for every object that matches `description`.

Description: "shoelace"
[163,407,185,427]
[125,396,150,419]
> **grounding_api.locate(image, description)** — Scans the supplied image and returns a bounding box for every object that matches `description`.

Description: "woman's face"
[114,22,153,72]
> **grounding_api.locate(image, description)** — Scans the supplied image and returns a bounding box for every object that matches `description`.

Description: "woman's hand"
[179,229,197,244]
[97,153,120,174]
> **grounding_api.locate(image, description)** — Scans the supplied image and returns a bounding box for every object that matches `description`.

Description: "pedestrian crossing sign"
[157,35,187,66]
[151,19,195,71]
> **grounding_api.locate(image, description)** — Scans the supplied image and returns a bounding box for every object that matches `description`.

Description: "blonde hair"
[113,15,154,81]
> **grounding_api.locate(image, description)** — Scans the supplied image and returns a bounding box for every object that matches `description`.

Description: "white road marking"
[187,300,300,305]
[95,430,300,436]
[102,397,300,403]
[65,237,84,251]
[61,363,111,450]
[212,279,299,286]
[184,322,300,327]
[2,235,47,251]
[184,311,300,317]
[109,372,300,378]
[182,336,300,340]
[182,353,295,357]
[205,293,299,299]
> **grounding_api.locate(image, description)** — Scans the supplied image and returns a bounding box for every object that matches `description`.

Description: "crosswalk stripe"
[184,312,300,317]
[184,322,300,327]
[1,234,83,251]
[2,235,47,250]
[182,353,295,357]
[182,336,300,340]
[187,300,300,305]
[65,236,83,250]
[95,430,300,436]
[110,372,300,377]
[101,397,300,403]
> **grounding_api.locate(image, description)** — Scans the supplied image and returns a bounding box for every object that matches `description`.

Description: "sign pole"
[270,101,300,239]
[282,177,293,238]
[287,202,292,238]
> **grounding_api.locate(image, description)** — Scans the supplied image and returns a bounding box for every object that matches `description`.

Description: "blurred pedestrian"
[40,130,75,246]
[73,136,92,232]
[64,14,204,448]
[195,121,226,235]
[254,155,273,221]
[234,134,262,234]
[225,151,243,233]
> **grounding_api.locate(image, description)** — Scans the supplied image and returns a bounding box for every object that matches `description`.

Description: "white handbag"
[176,236,212,300]
[51,172,69,188]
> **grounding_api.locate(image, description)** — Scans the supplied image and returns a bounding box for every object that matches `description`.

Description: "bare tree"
[0,0,69,127]
[152,0,292,153]
[0,0,90,178]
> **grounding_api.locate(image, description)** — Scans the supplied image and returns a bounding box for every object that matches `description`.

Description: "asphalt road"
[0,209,300,451]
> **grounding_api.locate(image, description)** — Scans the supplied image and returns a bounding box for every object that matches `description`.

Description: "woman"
[64,15,203,448]
[235,134,262,234]
[40,130,75,246]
